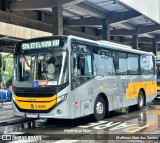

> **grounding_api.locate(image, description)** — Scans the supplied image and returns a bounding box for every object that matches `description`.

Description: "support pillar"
[152,38,157,56]
[52,6,63,35]
[82,27,86,33]
[2,0,9,11]
[102,19,110,41]
[38,11,44,22]
[132,35,138,49]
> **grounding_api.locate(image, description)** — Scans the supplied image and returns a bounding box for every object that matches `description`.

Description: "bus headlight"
[57,94,67,103]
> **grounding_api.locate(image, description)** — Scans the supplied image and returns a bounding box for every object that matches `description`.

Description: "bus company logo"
[2,135,12,140]
[30,104,34,109]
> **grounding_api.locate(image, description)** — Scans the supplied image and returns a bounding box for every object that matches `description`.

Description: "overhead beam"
[72,2,107,18]
[10,0,84,10]
[111,22,136,30]
[0,11,100,40]
[110,29,136,36]
[64,28,99,40]
[111,24,160,36]
[125,37,152,43]
[0,10,52,32]
[138,24,160,34]
[66,17,102,26]
[66,10,141,26]
[108,10,141,24]
[142,33,156,38]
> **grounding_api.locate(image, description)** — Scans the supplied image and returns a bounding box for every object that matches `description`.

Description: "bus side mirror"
[3,61,6,71]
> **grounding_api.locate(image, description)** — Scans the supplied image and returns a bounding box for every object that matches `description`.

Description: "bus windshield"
[15,51,68,86]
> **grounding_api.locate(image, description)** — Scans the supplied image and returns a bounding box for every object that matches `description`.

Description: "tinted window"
[148,56,154,75]
[140,55,149,75]
[113,51,127,75]
[128,54,139,75]
[94,50,115,76]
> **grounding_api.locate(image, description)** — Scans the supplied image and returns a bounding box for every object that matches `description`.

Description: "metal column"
[152,38,157,56]
[52,6,63,35]
[132,35,138,49]
[102,19,110,41]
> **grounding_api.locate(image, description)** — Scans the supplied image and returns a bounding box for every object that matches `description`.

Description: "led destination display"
[21,39,60,50]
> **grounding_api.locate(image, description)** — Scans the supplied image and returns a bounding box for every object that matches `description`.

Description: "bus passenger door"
[72,53,94,117]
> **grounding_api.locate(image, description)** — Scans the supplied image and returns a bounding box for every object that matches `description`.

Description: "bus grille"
[14,92,54,97]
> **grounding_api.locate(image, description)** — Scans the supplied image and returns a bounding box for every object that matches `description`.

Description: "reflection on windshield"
[16,52,68,85]
[157,65,160,76]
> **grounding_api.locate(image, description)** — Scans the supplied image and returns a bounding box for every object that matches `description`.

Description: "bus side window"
[83,55,93,76]
[73,54,93,77]
[73,54,81,76]
[140,55,149,75]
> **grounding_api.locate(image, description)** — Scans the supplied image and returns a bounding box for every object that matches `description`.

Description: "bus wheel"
[94,96,106,121]
[137,91,145,110]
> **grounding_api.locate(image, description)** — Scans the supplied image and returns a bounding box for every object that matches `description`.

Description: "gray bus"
[12,35,156,121]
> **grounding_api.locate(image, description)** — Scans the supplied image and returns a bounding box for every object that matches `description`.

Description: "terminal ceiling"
[0,0,160,53]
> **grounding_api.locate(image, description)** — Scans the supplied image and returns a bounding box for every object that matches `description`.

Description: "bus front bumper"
[12,99,74,119]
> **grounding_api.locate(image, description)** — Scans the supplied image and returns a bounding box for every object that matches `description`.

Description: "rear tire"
[93,96,106,121]
[137,91,145,110]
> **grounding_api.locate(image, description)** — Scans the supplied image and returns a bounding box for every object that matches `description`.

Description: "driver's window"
[73,54,93,77]
[73,54,80,76]
[82,55,93,76]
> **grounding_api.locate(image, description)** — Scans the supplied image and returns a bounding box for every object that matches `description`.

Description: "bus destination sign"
[21,39,60,50]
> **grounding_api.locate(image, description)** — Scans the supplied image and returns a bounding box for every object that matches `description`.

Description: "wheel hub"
[96,102,104,114]
[139,94,143,107]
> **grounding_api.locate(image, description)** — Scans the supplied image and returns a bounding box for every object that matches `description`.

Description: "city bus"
[156,60,160,98]
[12,35,156,121]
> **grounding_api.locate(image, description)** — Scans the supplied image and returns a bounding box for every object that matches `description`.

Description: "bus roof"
[68,35,154,56]
[16,35,155,56]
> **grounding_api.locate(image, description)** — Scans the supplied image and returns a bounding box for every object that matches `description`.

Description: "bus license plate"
[26,113,38,118]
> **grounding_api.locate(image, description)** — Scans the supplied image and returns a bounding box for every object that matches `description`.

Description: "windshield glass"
[15,52,68,86]
[157,65,160,76]
[157,64,160,76]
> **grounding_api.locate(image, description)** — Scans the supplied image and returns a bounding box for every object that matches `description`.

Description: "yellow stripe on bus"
[14,94,57,102]
[125,81,156,99]
[15,99,57,110]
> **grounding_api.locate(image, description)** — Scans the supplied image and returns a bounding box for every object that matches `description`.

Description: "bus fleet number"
[35,105,46,109]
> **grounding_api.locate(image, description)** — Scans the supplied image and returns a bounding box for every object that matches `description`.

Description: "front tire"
[94,96,106,121]
[137,91,145,110]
